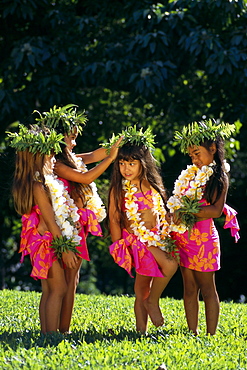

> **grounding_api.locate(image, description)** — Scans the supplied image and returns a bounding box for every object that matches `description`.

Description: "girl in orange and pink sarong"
[107,126,178,334]
[8,124,82,334]
[167,119,240,335]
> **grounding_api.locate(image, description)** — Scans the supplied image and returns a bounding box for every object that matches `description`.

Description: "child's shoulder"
[141,179,152,192]
[33,181,51,206]
[33,180,46,194]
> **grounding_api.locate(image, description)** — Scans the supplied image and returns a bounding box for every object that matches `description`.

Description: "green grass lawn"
[0,290,246,369]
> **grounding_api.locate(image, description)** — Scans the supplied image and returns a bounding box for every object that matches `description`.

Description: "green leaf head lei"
[33,104,88,135]
[6,124,64,155]
[102,125,156,152]
[174,119,236,154]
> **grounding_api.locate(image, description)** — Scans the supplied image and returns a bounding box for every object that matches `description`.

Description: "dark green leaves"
[50,235,79,259]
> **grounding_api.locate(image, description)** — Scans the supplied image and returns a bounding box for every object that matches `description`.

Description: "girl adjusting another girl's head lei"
[33,104,106,222]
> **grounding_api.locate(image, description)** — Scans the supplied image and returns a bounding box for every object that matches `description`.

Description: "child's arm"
[33,182,79,269]
[195,178,229,220]
[55,156,112,184]
[55,136,122,184]
[109,189,122,242]
[76,148,107,164]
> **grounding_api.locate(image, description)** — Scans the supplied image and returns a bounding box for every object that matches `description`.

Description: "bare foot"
[144,298,164,327]
[136,329,148,336]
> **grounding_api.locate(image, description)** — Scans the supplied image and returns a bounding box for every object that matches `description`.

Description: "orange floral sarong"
[109,228,163,278]
[171,202,240,272]
[20,203,102,280]
[20,206,56,280]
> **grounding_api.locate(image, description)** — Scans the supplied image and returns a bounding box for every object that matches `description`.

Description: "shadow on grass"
[0,326,184,350]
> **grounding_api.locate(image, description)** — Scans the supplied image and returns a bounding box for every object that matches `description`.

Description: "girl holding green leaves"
[8,125,82,334]
[168,119,240,335]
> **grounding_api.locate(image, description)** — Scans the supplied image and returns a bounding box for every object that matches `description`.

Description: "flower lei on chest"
[44,173,82,257]
[122,180,177,255]
[70,153,106,222]
[167,163,214,234]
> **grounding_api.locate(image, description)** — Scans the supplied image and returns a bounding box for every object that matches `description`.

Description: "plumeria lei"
[70,153,106,222]
[122,180,177,255]
[44,173,82,253]
[167,163,214,234]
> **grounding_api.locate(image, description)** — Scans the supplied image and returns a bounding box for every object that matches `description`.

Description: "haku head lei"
[33,104,88,135]
[6,124,64,155]
[174,119,236,154]
[102,125,156,152]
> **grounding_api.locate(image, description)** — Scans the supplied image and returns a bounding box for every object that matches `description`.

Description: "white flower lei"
[44,173,82,245]
[167,163,214,233]
[122,180,170,251]
[70,153,106,222]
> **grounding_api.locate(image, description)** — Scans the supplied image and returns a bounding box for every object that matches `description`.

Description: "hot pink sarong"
[171,201,240,272]
[20,206,56,280]
[110,188,164,278]
[109,228,163,278]
[58,177,103,261]
[20,203,102,280]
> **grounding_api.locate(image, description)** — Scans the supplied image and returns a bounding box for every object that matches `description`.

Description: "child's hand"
[75,221,82,234]
[109,136,123,161]
[172,210,182,225]
[165,211,172,225]
[62,250,80,269]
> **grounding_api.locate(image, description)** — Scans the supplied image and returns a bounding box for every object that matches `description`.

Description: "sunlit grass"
[0,290,246,369]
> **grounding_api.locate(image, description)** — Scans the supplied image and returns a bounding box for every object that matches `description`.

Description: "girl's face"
[188,144,216,168]
[119,159,142,183]
[65,131,78,151]
[43,155,56,175]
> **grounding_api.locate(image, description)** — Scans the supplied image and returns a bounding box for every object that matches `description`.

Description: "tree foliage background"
[0,0,247,301]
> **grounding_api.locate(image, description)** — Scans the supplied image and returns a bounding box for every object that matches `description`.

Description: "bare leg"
[40,260,67,333]
[40,280,49,333]
[144,277,165,327]
[144,247,178,327]
[134,274,152,333]
[59,258,82,333]
[180,267,200,335]
[194,271,220,335]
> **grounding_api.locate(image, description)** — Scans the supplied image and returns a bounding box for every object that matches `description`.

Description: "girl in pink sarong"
[168,119,240,335]
[107,129,178,334]
[8,124,81,334]
[34,105,122,333]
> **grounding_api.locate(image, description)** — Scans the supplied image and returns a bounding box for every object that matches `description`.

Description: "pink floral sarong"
[77,207,102,261]
[58,177,103,262]
[171,201,240,272]
[109,228,163,278]
[20,206,56,280]
[20,203,102,280]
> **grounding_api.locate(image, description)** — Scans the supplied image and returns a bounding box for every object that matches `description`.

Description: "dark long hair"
[12,150,47,215]
[107,143,167,230]
[201,137,229,204]
[54,122,92,207]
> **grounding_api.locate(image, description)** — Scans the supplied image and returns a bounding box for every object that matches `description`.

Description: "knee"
[74,271,80,287]
[134,289,149,301]
[54,281,68,298]
[67,271,80,291]
[200,286,218,301]
[183,283,198,298]
[169,260,179,275]
[134,286,150,301]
